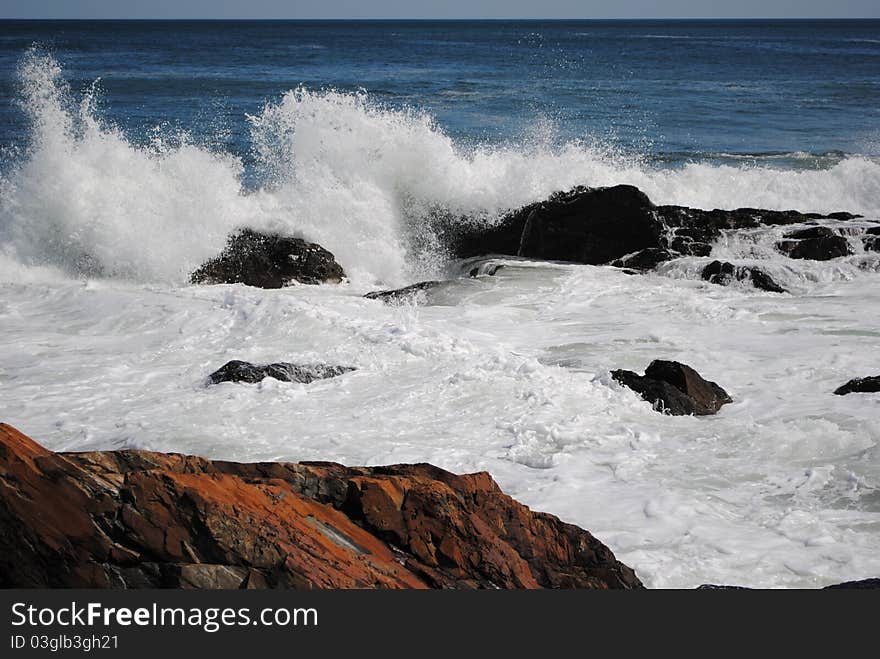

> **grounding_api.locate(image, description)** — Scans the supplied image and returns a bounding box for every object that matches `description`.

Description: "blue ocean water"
[2,19,879,175]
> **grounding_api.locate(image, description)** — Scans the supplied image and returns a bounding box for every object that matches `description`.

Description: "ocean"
[1,19,879,587]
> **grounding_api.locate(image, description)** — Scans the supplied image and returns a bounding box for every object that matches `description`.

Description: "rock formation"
[207,360,355,385]
[611,360,732,416]
[701,260,786,293]
[447,184,861,268]
[190,229,345,288]
[833,376,880,396]
[0,424,642,589]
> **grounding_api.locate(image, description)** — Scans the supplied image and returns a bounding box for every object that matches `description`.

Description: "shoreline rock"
[448,184,861,268]
[190,229,346,288]
[0,424,642,589]
[833,376,880,396]
[612,360,732,416]
[208,360,356,385]
[363,280,442,303]
[701,260,787,293]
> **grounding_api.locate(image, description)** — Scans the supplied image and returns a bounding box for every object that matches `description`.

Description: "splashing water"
[2,51,879,286]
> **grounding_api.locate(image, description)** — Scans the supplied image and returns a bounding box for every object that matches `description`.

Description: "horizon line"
[1,17,879,21]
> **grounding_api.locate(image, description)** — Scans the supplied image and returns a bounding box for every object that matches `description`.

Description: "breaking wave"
[2,50,879,286]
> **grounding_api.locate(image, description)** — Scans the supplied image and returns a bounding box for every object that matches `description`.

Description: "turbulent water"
[1,20,880,588]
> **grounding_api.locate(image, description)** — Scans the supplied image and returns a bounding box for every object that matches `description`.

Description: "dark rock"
[452,185,664,265]
[190,228,345,288]
[446,184,860,267]
[364,280,441,302]
[612,360,732,416]
[669,236,713,256]
[701,260,786,293]
[696,584,753,590]
[864,235,880,252]
[866,226,880,235]
[824,578,880,589]
[777,234,852,260]
[826,212,862,221]
[610,370,702,416]
[784,226,836,240]
[208,360,355,385]
[469,263,505,277]
[0,423,643,589]
[611,248,678,271]
[833,376,880,396]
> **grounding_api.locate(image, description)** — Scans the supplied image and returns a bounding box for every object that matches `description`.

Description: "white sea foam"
[2,52,879,286]
[2,53,880,589]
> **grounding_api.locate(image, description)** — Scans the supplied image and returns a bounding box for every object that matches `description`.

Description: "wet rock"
[469,263,505,277]
[824,578,880,589]
[452,185,664,265]
[783,226,837,240]
[0,423,643,589]
[208,360,355,385]
[701,260,786,293]
[364,280,441,302]
[611,360,732,416]
[190,228,345,288]
[611,248,678,271]
[776,228,852,260]
[833,376,880,396]
[447,184,859,266]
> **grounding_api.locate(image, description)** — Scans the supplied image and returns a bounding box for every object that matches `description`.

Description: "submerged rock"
[612,360,732,416]
[363,280,441,302]
[833,376,880,396]
[701,260,786,293]
[0,423,643,589]
[611,248,679,271]
[208,360,355,385]
[190,228,345,288]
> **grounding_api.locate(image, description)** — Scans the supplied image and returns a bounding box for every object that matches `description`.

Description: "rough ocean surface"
[1,21,880,588]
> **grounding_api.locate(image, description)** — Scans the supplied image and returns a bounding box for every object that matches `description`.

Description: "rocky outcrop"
[833,376,880,396]
[824,578,880,589]
[611,360,732,416]
[701,260,786,293]
[0,424,642,589]
[208,360,356,385]
[776,226,853,261]
[448,184,859,268]
[364,280,441,303]
[190,229,345,288]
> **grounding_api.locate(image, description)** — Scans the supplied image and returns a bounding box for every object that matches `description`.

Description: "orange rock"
[0,423,642,589]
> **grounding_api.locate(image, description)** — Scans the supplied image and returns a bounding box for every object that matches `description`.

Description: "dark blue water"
[2,19,879,171]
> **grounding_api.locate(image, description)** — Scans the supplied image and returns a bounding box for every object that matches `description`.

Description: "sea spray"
[2,51,879,286]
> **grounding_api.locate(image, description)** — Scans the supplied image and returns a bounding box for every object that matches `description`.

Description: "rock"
[364,280,441,302]
[447,184,859,266]
[451,185,664,265]
[824,578,880,589]
[611,248,679,271]
[776,230,852,260]
[190,229,345,288]
[611,360,732,416]
[783,226,837,240]
[468,263,505,277]
[701,260,786,293]
[0,424,642,589]
[833,376,880,395]
[208,360,355,385]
